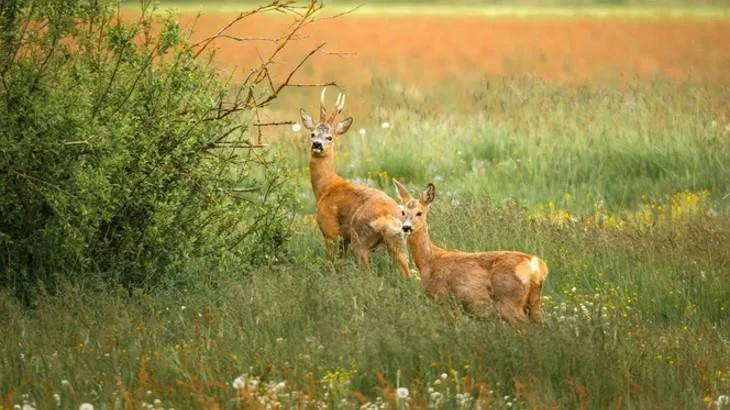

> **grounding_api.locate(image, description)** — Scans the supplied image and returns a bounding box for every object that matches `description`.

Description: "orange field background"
[163,12,730,88]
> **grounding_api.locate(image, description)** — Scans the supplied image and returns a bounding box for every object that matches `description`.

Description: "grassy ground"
[2,75,729,410]
[2,4,730,410]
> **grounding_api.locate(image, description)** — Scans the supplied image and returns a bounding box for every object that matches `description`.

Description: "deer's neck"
[407,225,440,279]
[309,152,342,201]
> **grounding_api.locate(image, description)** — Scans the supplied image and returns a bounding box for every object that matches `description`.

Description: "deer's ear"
[420,183,436,205]
[300,109,316,130]
[334,117,353,135]
[392,178,412,203]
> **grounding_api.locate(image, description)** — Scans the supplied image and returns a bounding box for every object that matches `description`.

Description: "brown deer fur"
[298,89,410,277]
[393,179,548,324]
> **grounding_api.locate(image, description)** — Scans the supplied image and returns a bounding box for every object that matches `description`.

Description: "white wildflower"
[292,123,302,132]
[180,305,186,310]
[440,373,448,381]
[79,404,94,410]
[53,394,61,406]
[396,387,409,400]
[358,128,366,136]
[718,395,730,407]
[381,121,391,129]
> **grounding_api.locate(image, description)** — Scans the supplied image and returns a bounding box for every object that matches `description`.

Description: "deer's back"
[426,250,540,305]
[316,180,399,238]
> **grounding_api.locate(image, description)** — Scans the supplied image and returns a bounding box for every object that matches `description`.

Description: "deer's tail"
[526,256,548,324]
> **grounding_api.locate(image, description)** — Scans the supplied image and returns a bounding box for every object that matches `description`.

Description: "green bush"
[0,0,296,303]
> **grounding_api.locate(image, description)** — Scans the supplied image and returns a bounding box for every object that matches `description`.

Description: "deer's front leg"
[385,235,411,278]
[317,212,341,262]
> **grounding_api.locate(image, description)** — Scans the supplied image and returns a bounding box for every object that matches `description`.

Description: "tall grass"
[2,78,729,408]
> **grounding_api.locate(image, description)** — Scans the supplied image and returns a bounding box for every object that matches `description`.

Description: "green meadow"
[2,2,730,410]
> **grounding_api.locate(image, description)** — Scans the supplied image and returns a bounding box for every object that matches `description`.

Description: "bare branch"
[255,42,327,108]
[215,35,281,43]
[218,187,261,193]
[189,1,297,58]
[254,121,295,127]
[285,82,339,88]
[62,140,91,146]
[313,4,364,21]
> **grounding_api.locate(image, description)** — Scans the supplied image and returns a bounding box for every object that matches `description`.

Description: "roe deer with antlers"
[393,179,548,325]
[298,88,410,278]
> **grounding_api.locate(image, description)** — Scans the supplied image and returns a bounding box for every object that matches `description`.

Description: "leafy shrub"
[0,0,300,302]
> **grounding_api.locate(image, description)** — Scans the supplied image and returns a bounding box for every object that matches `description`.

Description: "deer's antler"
[319,87,328,122]
[328,92,346,123]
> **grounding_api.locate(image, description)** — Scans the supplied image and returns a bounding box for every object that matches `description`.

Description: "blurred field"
[169,10,730,87]
[2,3,730,410]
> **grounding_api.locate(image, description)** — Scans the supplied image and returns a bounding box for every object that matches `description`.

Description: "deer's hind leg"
[339,237,351,258]
[525,282,545,325]
[495,300,528,326]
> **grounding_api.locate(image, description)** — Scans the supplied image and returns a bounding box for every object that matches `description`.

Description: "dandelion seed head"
[440,372,448,381]
[292,123,302,132]
[79,404,94,410]
[396,387,409,399]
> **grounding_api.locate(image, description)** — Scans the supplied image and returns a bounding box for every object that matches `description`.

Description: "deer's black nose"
[402,225,412,233]
[311,141,323,151]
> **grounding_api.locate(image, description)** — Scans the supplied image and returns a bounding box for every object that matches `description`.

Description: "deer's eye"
[416,212,423,217]
[401,210,405,216]
[310,133,315,138]
[326,136,333,141]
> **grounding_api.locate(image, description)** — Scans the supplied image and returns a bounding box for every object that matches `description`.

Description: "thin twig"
[190,1,285,58]
[254,121,295,127]
[62,140,91,146]
[218,187,261,193]
[313,4,364,21]
[256,42,327,107]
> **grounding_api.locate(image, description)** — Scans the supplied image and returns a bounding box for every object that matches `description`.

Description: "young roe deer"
[298,88,410,278]
[392,179,549,325]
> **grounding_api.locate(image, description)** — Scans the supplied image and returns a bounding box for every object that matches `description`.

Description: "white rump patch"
[529,256,540,273]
